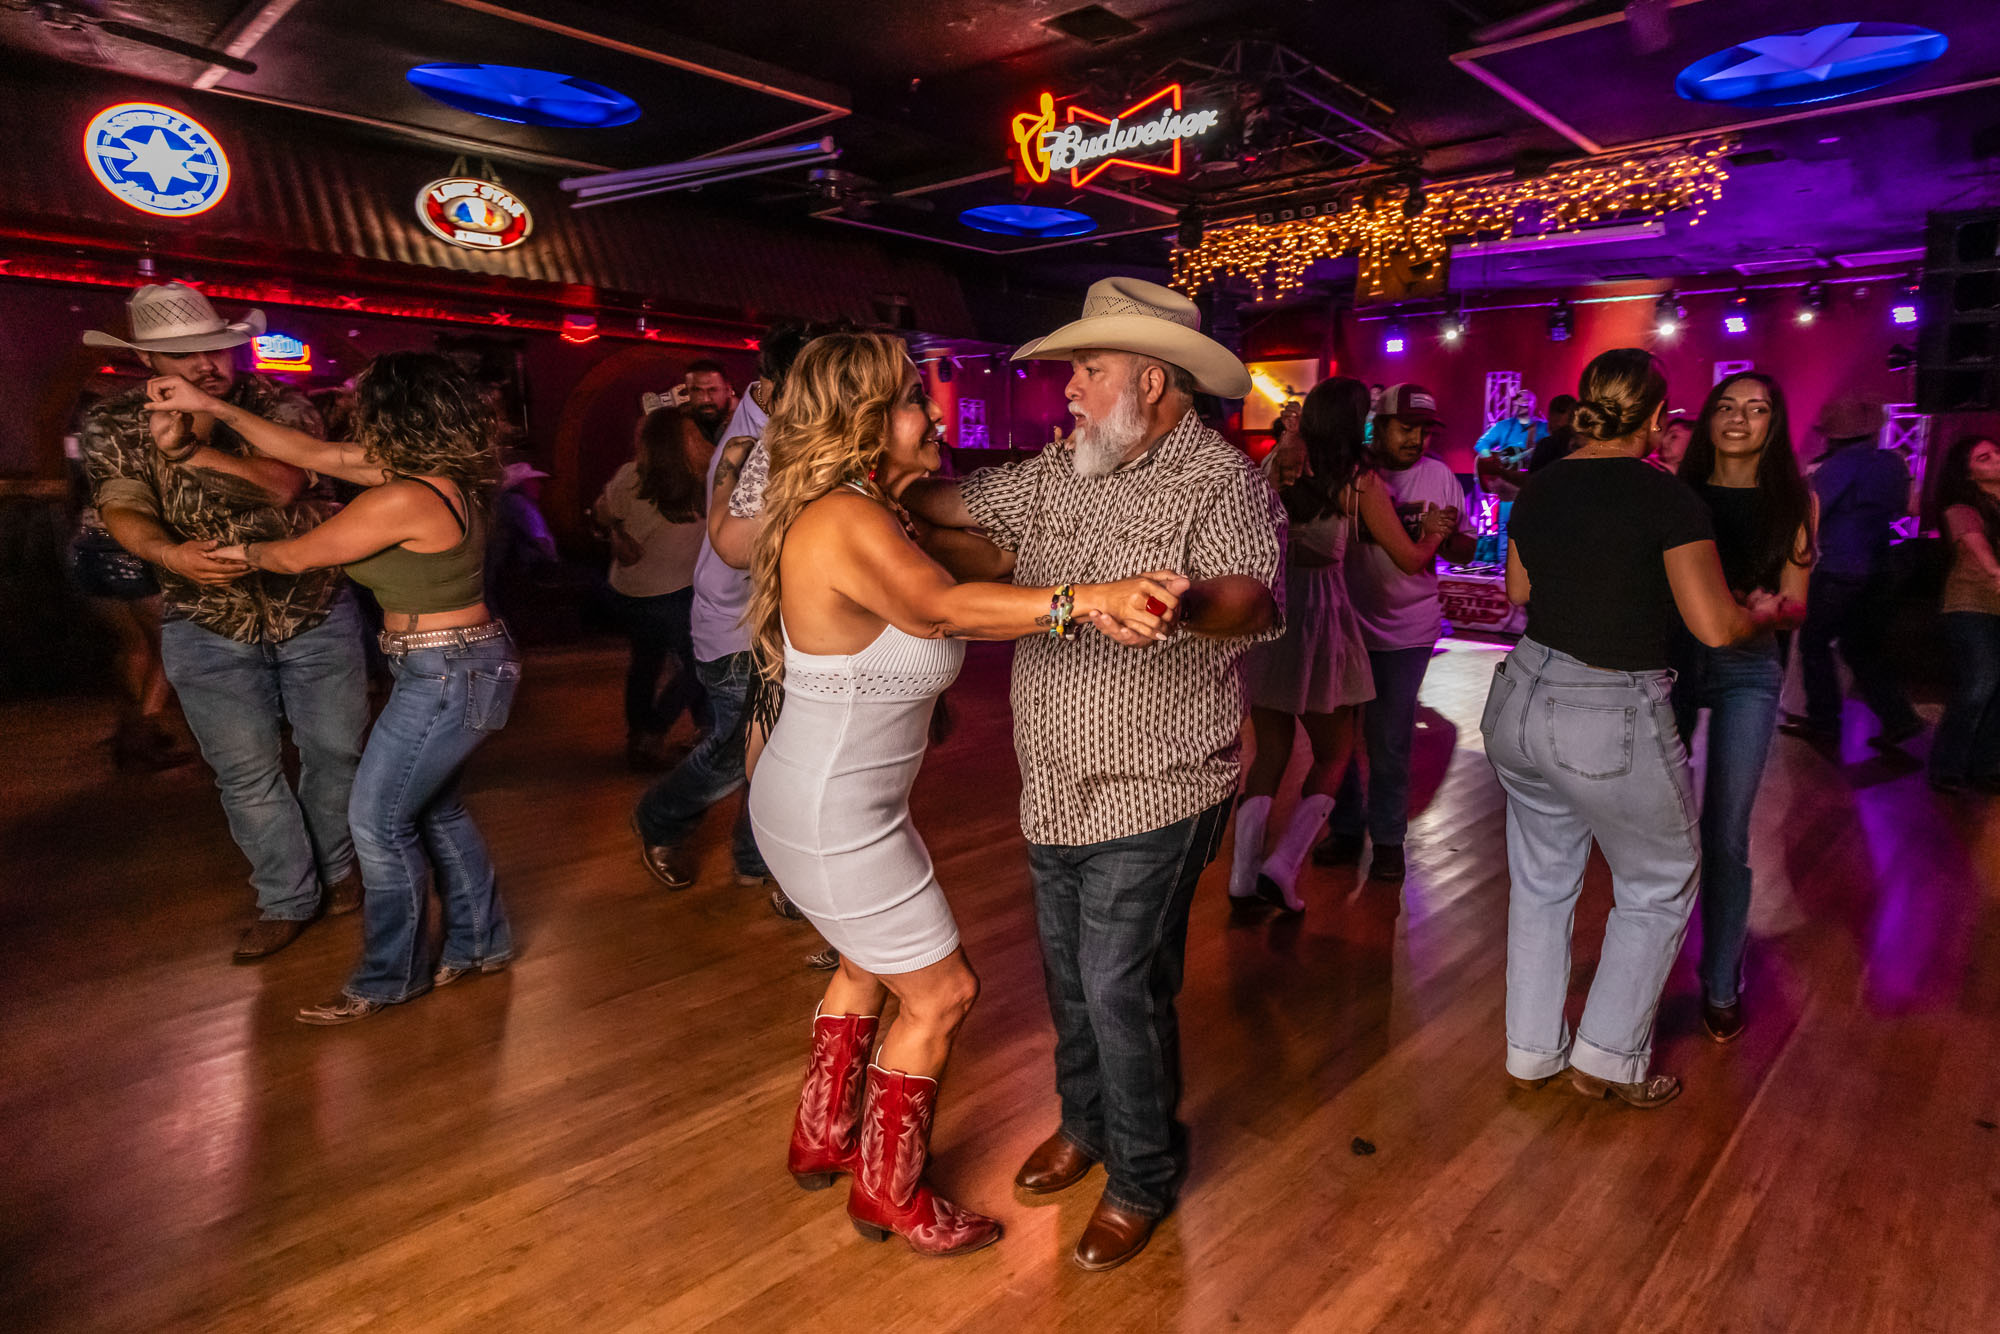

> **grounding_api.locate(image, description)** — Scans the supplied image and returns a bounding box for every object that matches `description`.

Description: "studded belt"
[377,620,509,655]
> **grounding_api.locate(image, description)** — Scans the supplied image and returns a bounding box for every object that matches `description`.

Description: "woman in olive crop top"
[148,353,519,1026]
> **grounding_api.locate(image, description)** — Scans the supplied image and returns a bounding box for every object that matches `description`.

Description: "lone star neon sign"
[1675,22,1948,108]
[1010,84,1220,188]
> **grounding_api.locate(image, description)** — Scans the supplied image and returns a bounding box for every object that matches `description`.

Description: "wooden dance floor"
[3,640,1996,1332]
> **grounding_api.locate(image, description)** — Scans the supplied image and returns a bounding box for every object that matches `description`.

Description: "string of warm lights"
[1173,141,1736,300]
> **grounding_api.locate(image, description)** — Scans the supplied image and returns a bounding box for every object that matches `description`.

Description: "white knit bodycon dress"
[747,622,965,974]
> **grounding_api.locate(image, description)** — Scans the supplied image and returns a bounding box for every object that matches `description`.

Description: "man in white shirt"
[631,331,807,892]
[1316,383,1476,883]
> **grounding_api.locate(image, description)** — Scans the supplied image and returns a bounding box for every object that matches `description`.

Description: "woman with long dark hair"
[1483,349,1782,1107]
[1230,377,1455,911]
[1930,435,2000,792]
[594,405,710,770]
[148,352,518,1025]
[1671,372,1814,1041]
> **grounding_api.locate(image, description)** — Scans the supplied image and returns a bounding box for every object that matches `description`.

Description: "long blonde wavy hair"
[747,330,912,690]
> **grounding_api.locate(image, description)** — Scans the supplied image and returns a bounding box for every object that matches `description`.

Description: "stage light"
[1383,322,1406,354]
[1440,311,1466,343]
[1891,284,1919,326]
[1723,293,1750,335]
[1401,172,1427,219]
[1547,300,1573,342]
[1655,292,1684,337]
[935,356,954,383]
[1795,281,1827,325]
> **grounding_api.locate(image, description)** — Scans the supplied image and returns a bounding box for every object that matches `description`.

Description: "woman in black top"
[1482,349,1780,1108]
[1672,373,1813,1042]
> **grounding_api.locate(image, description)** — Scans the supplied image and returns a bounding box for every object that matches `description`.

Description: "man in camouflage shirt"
[82,282,369,962]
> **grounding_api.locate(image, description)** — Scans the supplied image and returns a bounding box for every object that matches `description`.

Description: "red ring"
[1144,596,1169,616]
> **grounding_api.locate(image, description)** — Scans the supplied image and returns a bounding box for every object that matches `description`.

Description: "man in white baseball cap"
[80,281,369,962]
[901,276,1286,1271]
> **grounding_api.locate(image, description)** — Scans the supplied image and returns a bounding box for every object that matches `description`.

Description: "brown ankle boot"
[787,1010,879,1189]
[846,1065,1001,1256]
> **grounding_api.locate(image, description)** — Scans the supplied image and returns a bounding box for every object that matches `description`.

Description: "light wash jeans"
[161,595,369,920]
[1481,637,1699,1084]
[346,633,519,1004]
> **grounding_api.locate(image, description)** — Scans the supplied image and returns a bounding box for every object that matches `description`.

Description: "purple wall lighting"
[1724,313,1750,335]
[1891,301,1919,326]
[1384,325,1406,354]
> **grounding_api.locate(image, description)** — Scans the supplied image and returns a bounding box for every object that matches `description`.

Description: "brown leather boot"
[787,1009,880,1189]
[233,917,308,962]
[1073,1194,1159,1271]
[846,1065,1001,1256]
[1014,1131,1097,1195]
[325,874,363,916]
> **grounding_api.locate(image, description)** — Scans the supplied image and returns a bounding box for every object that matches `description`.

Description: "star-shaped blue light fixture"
[1676,23,1948,108]
[407,63,641,128]
[959,204,1097,239]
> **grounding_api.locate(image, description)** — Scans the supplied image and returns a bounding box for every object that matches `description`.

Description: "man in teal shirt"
[1474,391,1545,565]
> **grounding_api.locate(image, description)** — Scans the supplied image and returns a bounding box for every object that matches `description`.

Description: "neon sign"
[1010,84,1220,188]
[251,333,312,372]
[83,102,230,217]
[416,177,533,250]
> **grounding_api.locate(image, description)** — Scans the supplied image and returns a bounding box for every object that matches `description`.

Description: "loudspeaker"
[1916,208,2000,413]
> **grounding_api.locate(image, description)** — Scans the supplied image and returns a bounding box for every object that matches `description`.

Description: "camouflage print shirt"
[82,374,342,644]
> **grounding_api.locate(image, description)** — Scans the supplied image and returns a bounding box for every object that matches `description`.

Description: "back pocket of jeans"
[465,661,521,732]
[1545,699,1634,779]
[1479,661,1516,740]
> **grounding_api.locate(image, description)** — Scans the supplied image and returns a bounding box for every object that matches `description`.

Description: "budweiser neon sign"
[1011,83,1220,188]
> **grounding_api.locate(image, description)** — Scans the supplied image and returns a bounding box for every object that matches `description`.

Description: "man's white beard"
[1070,387,1147,478]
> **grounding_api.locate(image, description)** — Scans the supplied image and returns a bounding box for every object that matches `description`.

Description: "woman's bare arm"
[1356,473,1445,575]
[793,492,1175,644]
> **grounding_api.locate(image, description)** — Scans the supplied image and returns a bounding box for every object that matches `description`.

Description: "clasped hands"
[1076,571,1189,646]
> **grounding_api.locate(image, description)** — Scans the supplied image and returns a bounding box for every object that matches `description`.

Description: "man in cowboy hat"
[81,281,369,961]
[902,276,1286,1271]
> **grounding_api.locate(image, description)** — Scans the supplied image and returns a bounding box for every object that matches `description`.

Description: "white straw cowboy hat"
[83,281,266,354]
[1012,276,1252,399]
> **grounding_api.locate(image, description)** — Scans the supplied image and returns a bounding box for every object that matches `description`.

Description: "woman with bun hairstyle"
[1671,372,1814,1043]
[1481,349,1785,1108]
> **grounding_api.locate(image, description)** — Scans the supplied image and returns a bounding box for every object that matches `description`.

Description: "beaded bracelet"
[1047,583,1076,639]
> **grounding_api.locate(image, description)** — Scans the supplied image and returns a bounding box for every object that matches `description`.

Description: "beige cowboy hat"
[83,281,266,354]
[1011,276,1252,399]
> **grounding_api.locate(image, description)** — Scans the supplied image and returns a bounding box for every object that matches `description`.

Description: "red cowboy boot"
[787,1009,880,1189]
[846,1064,1002,1256]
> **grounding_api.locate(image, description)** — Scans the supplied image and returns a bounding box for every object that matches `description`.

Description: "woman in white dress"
[1231,377,1458,911]
[746,331,1180,1257]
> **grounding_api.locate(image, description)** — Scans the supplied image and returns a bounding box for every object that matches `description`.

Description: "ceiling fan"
[13,1,257,74]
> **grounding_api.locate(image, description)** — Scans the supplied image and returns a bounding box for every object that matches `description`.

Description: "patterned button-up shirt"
[963,410,1286,846]
[82,375,339,644]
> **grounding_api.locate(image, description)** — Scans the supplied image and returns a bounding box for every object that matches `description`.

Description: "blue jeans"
[1799,569,1920,734]
[615,588,707,738]
[1933,611,2000,784]
[1329,644,1434,845]
[161,596,369,920]
[1481,638,1699,1085]
[1672,641,1783,1006]
[1027,799,1230,1219]
[634,652,768,878]
[345,634,519,1004]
